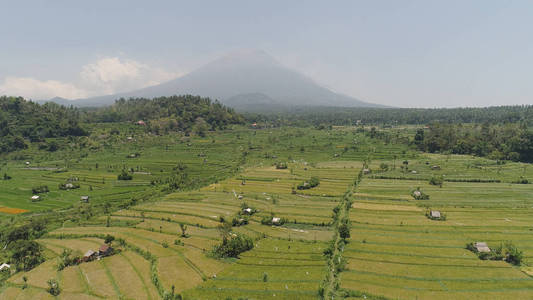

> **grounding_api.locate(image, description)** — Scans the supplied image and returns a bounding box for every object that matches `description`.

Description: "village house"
[474,242,491,253]
[243,208,252,215]
[272,217,281,225]
[430,210,441,219]
[99,244,113,257]
[81,196,89,203]
[83,250,96,262]
[31,195,40,201]
[0,263,10,272]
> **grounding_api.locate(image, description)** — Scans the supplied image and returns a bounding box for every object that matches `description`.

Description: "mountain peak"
[47,50,384,109]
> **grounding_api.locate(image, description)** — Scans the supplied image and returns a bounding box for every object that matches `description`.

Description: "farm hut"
[413,190,422,198]
[65,183,74,189]
[411,170,417,174]
[243,208,252,215]
[31,195,40,201]
[98,244,113,257]
[272,217,281,224]
[431,165,441,170]
[474,242,491,253]
[81,196,89,203]
[238,195,243,200]
[25,161,30,166]
[430,210,441,219]
[83,250,96,262]
[0,263,10,271]
[127,137,133,141]
[363,168,371,175]
[136,120,146,126]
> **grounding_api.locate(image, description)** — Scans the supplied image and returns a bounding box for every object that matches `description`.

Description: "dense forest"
[247,105,533,127]
[82,95,244,134]
[415,122,533,163]
[0,96,87,153]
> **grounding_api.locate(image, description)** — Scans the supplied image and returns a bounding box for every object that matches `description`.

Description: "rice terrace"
[2,2,533,299]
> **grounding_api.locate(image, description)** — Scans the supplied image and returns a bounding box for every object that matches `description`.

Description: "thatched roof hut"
[430,210,441,218]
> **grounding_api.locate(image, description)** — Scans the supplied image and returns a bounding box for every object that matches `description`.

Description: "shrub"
[429,176,444,187]
[117,169,133,180]
[211,234,254,258]
[47,279,60,296]
[32,185,49,194]
[297,176,320,190]
[104,234,115,244]
[3,173,11,180]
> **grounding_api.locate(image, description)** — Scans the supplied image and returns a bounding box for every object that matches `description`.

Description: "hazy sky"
[1,0,532,107]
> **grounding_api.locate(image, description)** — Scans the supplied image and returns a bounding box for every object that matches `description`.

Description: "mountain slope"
[47,50,383,109]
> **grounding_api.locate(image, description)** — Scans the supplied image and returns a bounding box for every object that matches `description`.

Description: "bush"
[58,182,80,190]
[3,173,11,180]
[117,169,133,180]
[32,185,49,194]
[297,176,320,190]
[47,279,60,296]
[429,176,444,187]
[211,234,254,258]
[512,177,530,184]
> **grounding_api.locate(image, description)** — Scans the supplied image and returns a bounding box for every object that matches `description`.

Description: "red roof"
[99,244,110,252]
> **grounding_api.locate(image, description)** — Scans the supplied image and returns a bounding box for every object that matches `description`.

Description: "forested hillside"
[83,95,244,134]
[0,96,87,153]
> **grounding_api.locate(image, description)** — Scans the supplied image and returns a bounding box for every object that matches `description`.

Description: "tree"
[10,240,44,271]
[47,279,60,296]
[179,223,188,238]
[104,234,115,244]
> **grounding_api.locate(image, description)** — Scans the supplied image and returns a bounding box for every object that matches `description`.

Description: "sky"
[1,0,532,108]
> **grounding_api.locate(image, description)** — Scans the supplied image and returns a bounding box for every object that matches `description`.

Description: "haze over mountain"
[44,50,382,110]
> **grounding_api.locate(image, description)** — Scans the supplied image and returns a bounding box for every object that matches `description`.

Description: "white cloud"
[0,57,182,100]
[0,77,88,100]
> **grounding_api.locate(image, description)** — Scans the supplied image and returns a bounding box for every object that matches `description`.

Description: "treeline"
[246,105,533,126]
[83,95,244,134]
[0,96,87,153]
[414,122,533,162]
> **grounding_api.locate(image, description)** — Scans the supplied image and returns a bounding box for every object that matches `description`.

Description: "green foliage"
[274,162,288,169]
[211,234,254,258]
[57,249,79,271]
[0,96,87,154]
[86,95,244,133]
[429,176,444,187]
[47,278,61,296]
[117,169,133,180]
[104,234,115,244]
[31,185,49,194]
[10,240,44,271]
[179,223,188,237]
[297,176,320,190]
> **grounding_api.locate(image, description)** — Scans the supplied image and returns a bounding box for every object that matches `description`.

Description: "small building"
[474,242,491,253]
[243,208,252,215]
[81,196,89,203]
[65,183,74,189]
[430,210,441,219]
[0,263,10,271]
[431,165,441,170]
[99,244,113,257]
[25,161,30,166]
[31,195,40,201]
[136,120,146,126]
[237,195,243,200]
[83,250,96,262]
[363,168,371,175]
[272,217,281,224]
[413,190,422,197]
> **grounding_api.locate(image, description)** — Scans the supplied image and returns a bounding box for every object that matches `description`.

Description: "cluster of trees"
[0,96,87,153]
[84,95,244,134]
[467,242,523,265]
[0,220,47,271]
[246,105,533,127]
[414,123,533,162]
